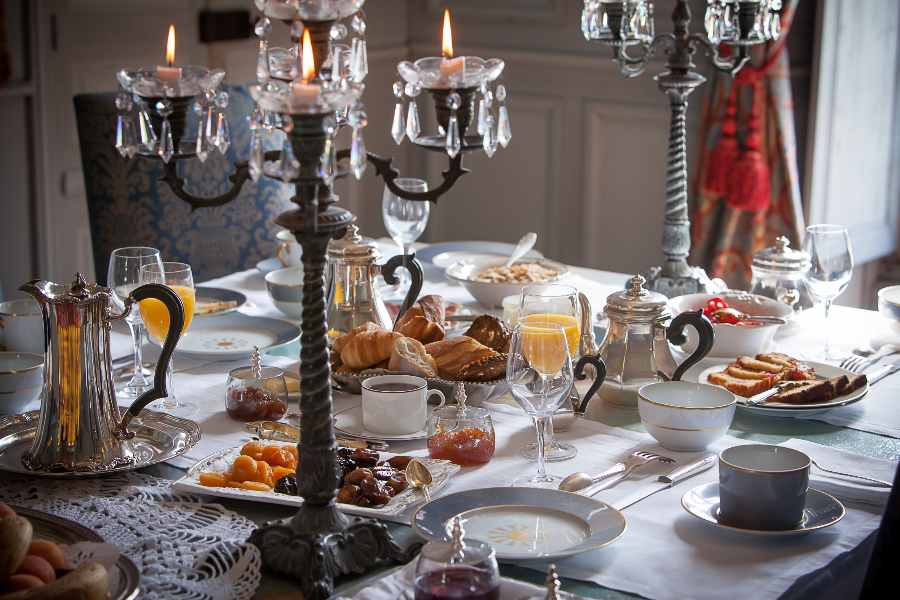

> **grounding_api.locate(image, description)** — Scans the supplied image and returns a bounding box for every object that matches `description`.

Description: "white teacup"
[0,298,43,354]
[277,230,303,268]
[361,375,445,435]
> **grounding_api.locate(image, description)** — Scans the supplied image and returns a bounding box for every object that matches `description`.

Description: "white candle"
[439,56,465,84]
[156,66,181,83]
[292,81,321,102]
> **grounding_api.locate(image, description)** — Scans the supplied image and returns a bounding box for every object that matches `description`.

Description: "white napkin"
[779,438,897,506]
[332,560,549,600]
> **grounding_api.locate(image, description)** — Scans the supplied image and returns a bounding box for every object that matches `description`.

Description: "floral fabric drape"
[689,0,804,290]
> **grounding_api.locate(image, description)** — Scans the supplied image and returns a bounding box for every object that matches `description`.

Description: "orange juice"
[140,285,195,342]
[519,313,579,355]
[520,323,568,375]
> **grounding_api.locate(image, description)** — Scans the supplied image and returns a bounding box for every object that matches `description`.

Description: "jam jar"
[749,236,813,312]
[427,384,495,466]
[225,347,288,421]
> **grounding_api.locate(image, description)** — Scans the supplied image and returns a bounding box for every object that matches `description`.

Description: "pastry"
[332,322,387,354]
[395,295,446,344]
[463,314,510,352]
[457,353,508,382]
[340,330,403,369]
[425,336,497,381]
[389,337,438,378]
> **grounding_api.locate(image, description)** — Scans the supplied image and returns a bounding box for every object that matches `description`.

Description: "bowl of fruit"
[668,292,793,359]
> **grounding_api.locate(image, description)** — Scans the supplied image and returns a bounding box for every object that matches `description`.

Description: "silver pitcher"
[18,274,184,472]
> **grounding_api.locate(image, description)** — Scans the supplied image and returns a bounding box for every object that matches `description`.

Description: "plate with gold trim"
[151,315,300,362]
[411,488,626,563]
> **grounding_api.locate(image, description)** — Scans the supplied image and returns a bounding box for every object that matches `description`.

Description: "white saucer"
[256,257,283,274]
[681,482,845,540]
[333,406,429,441]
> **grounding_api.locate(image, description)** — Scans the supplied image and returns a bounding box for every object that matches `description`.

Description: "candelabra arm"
[612,34,674,79]
[689,34,751,76]
[334,149,470,203]
[156,150,281,210]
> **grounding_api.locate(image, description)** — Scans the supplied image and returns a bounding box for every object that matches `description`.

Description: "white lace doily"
[0,471,260,600]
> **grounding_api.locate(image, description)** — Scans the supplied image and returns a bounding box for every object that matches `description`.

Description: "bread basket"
[331,370,508,406]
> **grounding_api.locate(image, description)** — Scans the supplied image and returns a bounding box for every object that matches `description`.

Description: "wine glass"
[507,321,574,488]
[414,526,499,600]
[801,225,853,361]
[517,284,580,462]
[382,178,429,297]
[108,247,162,398]
[139,262,196,416]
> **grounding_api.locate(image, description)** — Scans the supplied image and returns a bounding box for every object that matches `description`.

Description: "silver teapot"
[324,225,422,336]
[18,274,184,472]
[581,275,714,409]
[749,236,813,312]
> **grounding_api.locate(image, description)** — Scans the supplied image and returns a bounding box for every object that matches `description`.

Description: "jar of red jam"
[426,405,495,467]
[225,347,288,421]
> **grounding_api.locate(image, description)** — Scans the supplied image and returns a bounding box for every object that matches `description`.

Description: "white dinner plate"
[333,406,430,441]
[153,315,300,362]
[193,286,247,317]
[416,242,543,266]
[681,482,844,540]
[173,443,460,517]
[698,361,868,417]
[412,487,626,563]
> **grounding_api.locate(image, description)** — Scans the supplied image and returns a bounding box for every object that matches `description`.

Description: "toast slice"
[767,379,835,405]
[708,371,774,397]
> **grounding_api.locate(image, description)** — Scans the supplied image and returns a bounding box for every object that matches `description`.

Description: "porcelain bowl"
[638,381,736,451]
[877,286,900,335]
[668,292,792,358]
[0,352,44,415]
[444,257,570,310]
[265,266,304,319]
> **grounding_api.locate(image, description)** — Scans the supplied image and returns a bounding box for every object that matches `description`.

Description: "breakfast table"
[1,239,898,600]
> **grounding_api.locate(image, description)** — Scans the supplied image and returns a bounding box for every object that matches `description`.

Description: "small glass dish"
[225,347,288,421]
[426,384,495,466]
[414,518,499,600]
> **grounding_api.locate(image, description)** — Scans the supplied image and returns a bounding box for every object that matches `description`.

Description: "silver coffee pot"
[18,274,184,472]
[324,225,423,336]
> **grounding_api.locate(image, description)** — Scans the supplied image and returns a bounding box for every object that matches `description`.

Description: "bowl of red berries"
[668,292,793,359]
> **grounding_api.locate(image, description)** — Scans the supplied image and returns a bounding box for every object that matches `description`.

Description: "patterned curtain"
[689,0,803,290]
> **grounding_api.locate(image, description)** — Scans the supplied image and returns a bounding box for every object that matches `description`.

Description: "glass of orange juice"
[518,284,581,462]
[140,262,196,416]
[507,322,573,488]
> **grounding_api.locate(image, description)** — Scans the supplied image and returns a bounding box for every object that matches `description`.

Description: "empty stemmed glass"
[507,321,574,488]
[517,284,580,461]
[382,178,429,297]
[801,225,853,361]
[108,247,162,398]
[140,262,196,416]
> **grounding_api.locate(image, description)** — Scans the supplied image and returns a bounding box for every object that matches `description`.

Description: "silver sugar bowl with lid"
[749,236,813,312]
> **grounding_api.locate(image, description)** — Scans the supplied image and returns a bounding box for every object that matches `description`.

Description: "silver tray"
[12,505,140,600]
[332,371,509,406]
[0,409,201,477]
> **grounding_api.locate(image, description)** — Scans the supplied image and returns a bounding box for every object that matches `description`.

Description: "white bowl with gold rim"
[0,352,44,415]
[638,381,736,452]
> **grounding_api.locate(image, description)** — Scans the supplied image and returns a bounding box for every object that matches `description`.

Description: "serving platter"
[153,314,301,361]
[0,409,200,477]
[173,443,459,517]
[412,488,626,563]
[681,482,844,540]
[698,361,868,417]
[192,286,248,317]
[415,241,544,266]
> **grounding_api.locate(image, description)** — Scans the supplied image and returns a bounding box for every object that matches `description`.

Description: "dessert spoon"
[406,459,433,502]
[505,232,538,267]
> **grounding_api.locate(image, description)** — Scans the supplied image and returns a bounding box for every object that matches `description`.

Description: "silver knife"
[867,363,900,385]
[611,454,717,511]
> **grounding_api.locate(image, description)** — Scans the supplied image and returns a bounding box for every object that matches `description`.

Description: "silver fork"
[840,344,900,373]
[581,451,674,497]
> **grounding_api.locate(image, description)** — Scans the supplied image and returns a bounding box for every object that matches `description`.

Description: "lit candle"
[292,29,321,103]
[438,10,464,86]
[156,25,182,91]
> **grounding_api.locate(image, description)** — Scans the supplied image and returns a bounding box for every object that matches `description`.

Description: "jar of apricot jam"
[426,406,495,467]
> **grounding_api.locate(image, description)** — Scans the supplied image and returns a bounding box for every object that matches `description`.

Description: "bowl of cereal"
[444,257,570,309]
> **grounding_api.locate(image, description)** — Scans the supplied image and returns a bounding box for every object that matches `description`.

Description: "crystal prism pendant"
[215,112,230,154]
[318,138,335,182]
[115,115,126,157]
[195,122,210,163]
[497,106,512,148]
[139,110,156,149]
[257,39,269,83]
[159,120,175,163]
[351,39,368,80]
[262,109,277,132]
[350,127,367,179]
[391,102,405,144]
[122,117,138,159]
[406,100,421,141]
[445,115,461,159]
[248,130,263,182]
[477,99,488,135]
[483,114,497,158]
[278,140,296,183]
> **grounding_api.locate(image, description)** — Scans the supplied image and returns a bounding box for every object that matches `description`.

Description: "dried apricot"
[26,539,67,571]
[273,466,294,481]
[226,481,245,489]
[283,445,298,460]
[3,574,44,592]
[240,481,272,492]
[15,555,56,583]
[254,460,275,487]
[231,455,258,482]
[199,473,231,488]
[267,448,297,469]
[260,445,282,462]
[240,441,266,460]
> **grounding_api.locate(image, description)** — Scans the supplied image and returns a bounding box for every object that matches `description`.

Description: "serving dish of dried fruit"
[172,442,459,517]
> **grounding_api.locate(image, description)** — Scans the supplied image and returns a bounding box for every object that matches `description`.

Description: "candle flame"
[442,10,453,58]
[166,25,175,66]
[302,29,316,80]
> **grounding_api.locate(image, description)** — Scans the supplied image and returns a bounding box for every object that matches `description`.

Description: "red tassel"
[725,78,771,213]
[702,91,739,197]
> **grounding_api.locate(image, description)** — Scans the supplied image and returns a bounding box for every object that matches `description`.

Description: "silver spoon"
[710,307,787,325]
[505,232,538,267]
[406,459,433,502]
[559,463,627,493]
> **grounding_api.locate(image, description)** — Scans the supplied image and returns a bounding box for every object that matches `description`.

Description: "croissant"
[396,316,445,345]
[424,336,497,381]
[332,322,387,354]
[395,295,446,343]
[341,330,403,369]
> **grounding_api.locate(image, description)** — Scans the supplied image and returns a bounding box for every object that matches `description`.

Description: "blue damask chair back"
[74,84,291,283]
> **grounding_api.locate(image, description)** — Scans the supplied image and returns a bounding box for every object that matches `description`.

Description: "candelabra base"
[644,263,723,298]
[249,510,416,600]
